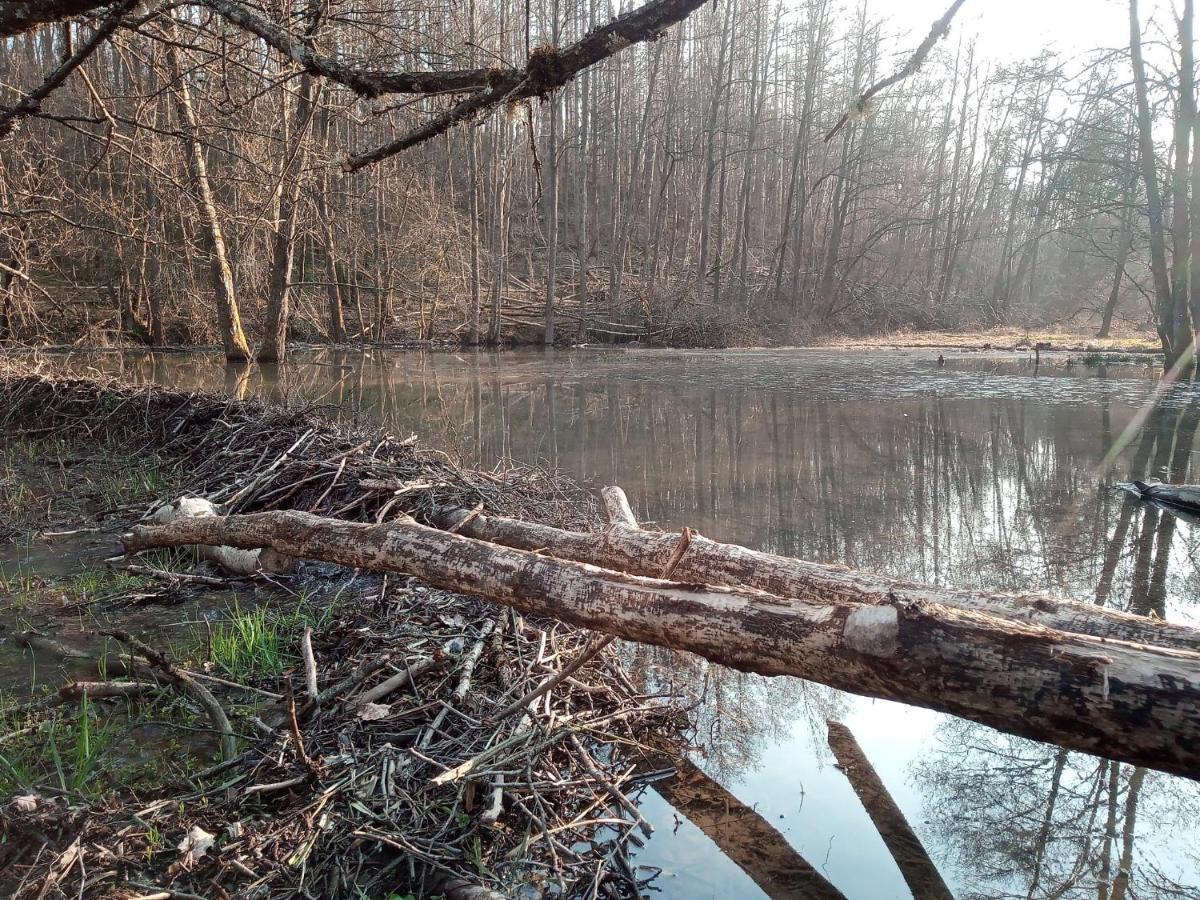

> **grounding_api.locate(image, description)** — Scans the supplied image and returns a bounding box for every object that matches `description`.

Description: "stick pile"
[0,368,677,898]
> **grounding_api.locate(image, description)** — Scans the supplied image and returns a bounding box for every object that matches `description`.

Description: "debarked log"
[429,503,1200,654]
[123,510,1200,780]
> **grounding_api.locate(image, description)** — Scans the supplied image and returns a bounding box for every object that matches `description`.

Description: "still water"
[55,347,1200,899]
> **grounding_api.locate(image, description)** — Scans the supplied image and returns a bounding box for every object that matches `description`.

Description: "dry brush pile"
[0,365,684,898]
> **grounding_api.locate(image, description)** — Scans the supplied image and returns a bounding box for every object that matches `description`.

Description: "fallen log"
[1121,480,1200,518]
[429,498,1200,653]
[122,510,1200,780]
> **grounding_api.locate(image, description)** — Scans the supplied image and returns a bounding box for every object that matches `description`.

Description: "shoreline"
[6,329,1166,358]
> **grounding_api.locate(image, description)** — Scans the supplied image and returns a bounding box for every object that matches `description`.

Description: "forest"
[5,5,1200,898]
[3,0,1199,362]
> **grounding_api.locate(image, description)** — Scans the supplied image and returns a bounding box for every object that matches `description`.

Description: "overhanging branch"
[824,0,969,143]
[0,0,116,38]
[342,0,710,171]
[0,0,138,140]
[198,0,502,96]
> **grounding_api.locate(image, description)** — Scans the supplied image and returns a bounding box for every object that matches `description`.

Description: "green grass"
[64,566,150,605]
[206,589,340,680]
[0,695,119,798]
[0,559,40,597]
[91,459,168,510]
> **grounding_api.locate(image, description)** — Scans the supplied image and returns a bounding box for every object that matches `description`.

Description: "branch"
[0,0,116,38]
[341,0,709,171]
[824,0,969,143]
[198,0,501,96]
[0,0,137,141]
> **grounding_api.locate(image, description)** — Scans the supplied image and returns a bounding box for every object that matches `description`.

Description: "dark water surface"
[46,347,1200,898]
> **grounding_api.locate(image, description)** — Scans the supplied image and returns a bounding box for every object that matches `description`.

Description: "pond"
[38,346,1200,898]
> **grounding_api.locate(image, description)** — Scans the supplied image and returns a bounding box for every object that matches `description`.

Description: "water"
[40,347,1200,898]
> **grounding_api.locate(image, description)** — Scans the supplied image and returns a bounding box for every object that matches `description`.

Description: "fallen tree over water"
[124,504,1200,781]
[430,495,1200,653]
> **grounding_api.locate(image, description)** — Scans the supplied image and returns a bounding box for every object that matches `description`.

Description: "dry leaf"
[177,825,216,865]
[12,794,38,813]
[357,702,392,721]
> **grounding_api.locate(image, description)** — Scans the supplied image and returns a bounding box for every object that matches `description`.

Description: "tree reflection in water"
[57,349,1200,897]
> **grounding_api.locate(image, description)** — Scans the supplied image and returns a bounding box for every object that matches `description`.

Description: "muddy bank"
[0,367,680,898]
[814,327,1162,354]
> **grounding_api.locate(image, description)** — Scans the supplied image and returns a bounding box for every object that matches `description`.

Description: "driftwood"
[123,508,1200,780]
[430,497,1200,653]
[1121,480,1200,514]
[149,497,294,575]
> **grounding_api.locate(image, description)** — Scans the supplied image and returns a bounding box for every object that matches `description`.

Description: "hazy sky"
[883,0,1134,63]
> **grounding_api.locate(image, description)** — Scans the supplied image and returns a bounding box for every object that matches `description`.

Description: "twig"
[301,626,319,702]
[103,629,236,761]
[445,502,485,535]
[824,0,969,143]
[492,634,616,722]
[568,734,653,838]
[659,527,693,578]
[355,648,449,706]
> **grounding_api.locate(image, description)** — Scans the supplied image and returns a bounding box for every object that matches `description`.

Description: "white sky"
[882,0,1137,63]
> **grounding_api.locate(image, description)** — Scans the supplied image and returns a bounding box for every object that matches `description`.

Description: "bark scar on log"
[843,606,899,658]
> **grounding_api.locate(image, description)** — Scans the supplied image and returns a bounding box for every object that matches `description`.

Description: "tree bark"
[124,508,1200,780]
[431,503,1200,653]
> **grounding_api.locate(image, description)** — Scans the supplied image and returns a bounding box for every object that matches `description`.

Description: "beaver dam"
[2,357,1200,898]
[0,369,685,898]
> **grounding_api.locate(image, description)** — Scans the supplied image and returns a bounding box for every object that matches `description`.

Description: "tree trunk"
[1130,0,1182,367]
[432,501,1200,652]
[259,67,317,363]
[1171,0,1195,363]
[125,508,1200,780]
[166,41,251,362]
[652,755,846,900]
[826,721,953,900]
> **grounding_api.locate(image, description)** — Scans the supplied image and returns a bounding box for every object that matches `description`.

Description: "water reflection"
[45,347,1200,898]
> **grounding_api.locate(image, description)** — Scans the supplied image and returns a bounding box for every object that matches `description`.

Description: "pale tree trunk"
[695,0,735,292]
[1130,0,1183,367]
[1188,0,1200,353]
[543,97,559,345]
[126,507,1200,780]
[466,0,482,344]
[166,39,250,362]
[609,41,661,312]
[1100,173,1136,339]
[541,0,561,345]
[734,1,779,305]
[433,500,1200,651]
[772,0,826,310]
[313,96,345,343]
[1110,766,1147,900]
[575,43,592,338]
[1171,0,1195,363]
